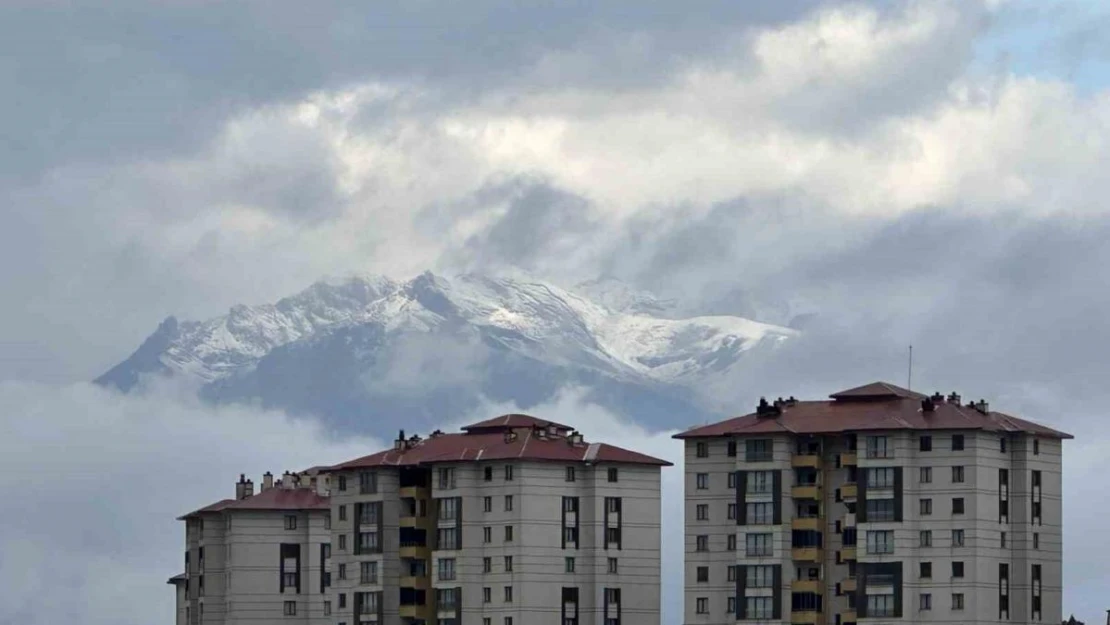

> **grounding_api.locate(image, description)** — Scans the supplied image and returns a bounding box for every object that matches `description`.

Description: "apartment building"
[170,413,670,625]
[676,381,1071,625]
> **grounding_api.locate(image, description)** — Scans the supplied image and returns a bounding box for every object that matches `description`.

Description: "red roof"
[674,381,1073,440]
[460,413,572,433]
[330,427,671,470]
[179,487,329,520]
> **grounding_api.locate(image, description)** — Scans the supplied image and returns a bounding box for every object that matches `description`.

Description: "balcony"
[840,577,856,593]
[790,610,822,624]
[399,486,429,499]
[839,547,857,561]
[792,454,821,469]
[399,545,430,559]
[792,484,821,500]
[839,452,857,466]
[792,579,821,593]
[399,604,431,620]
[791,547,822,562]
[840,483,858,499]
[792,517,821,531]
[400,575,430,589]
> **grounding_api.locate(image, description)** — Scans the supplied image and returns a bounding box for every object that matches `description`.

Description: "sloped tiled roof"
[178,487,329,520]
[460,413,572,432]
[674,381,1072,440]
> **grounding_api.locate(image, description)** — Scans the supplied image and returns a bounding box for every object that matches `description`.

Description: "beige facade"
[171,415,669,625]
[677,383,1069,625]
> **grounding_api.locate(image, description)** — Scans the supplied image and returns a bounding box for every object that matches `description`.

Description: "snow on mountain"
[96,272,797,432]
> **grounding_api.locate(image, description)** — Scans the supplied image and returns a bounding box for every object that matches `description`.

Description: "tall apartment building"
[675,381,1071,625]
[170,413,670,625]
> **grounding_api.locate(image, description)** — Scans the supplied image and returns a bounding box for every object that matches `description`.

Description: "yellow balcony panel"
[400,575,430,589]
[399,545,430,559]
[399,486,429,500]
[840,483,858,499]
[839,452,857,466]
[792,484,821,500]
[792,579,821,593]
[399,604,431,619]
[791,547,822,562]
[792,454,821,469]
[840,577,857,593]
[790,610,822,624]
[839,547,857,561]
[399,514,433,529]
[840,609,857,622]
[792,516,821,531]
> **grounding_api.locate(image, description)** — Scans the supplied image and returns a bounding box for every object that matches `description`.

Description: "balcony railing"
[791,547,822,561]
[840,483,857,499]
[792,517,821,531]
[839,452,858,466]
[791,453,821,468]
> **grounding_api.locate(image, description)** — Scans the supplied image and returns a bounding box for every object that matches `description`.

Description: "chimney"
[395,430,406,451]
[921,397,936,413]
[947,391,961,405]
[504,430,517,444]
[235,474,247,500]
[975,400,990,414]
[281,471,294,489]
[931,392,944,403]
[316,474,330,496]
[262,471,274,491]
[243,479,254,498]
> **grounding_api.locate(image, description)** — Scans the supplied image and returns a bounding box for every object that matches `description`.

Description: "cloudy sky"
[3,0,1110,622]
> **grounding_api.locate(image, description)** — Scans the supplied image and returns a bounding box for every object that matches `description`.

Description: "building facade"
[676,381,1070,625]
[170,414,670,625]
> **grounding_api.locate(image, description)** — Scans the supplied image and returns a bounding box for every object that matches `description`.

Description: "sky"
[3,0,1110,622]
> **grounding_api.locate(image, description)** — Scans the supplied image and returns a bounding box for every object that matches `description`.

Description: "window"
[337,475,347,491]
[952,434,965,450]
[563,527,578,544]
[727,565,737,582]
[920,435,932,451]
[565,557,575,573]
[283,601,296,616]
[357,531,379,553]
[920,530,931,546]
[866,530,894,554]
[727,534,737,551]
[338,593,346,608]
[746,565,775,588]
[727,472,736,489]
[483,496,492,512]
[608,558,618,574]
[483,526,492,543]
[504,586,513,602]
[504,465,514,481]
[952,466,965,483]
[338,505,347,521]
[696,473,709,489]
[437,498,458,522]
[1033,438,1040,455]
[920,498,932,515]
[1032,501,1042,523]
[566,466,576,482]
[338,534,347,551]
[952,593,965,610]
[867,467,895,488]
[1001,437,1007,453]
[865,435,891,458]
[285,515,297,530]
[746,502,774,524]
[607,467,619,482]
[865,498,896,522]
[358,471,377,494]
[727,597,736,613]
[1001,531,1007,548]
[504,556,513,572]
[867,594,895,617]
[695,597,708,614]
[1033,533,1040,550]
[952,497,965,515]
[696,504,708,520]
[324,514,331,530]
[482,587,491,603]
[437,558,456,581]
[337,564,346,580]
[504,525,513,542]
[359,561,377,584]
[747,470,773,494]
[920,466,932,483]
[1032,470,1042,488]
[727,440,737,457]
[696,441,709,457]
[746,533,772,556]
[952,529,965,547]
[745,439,772,462]
[727,503,737,520]
[952,561,964,578]
[483,557,492,573]
[920,562,932,578]
[437,467,456,490]
[695,535,709,551]
[920,593,932,610]
[484,466,493,481]
[746,597,773,619]
[324,601,331,616]
[504,495,513,511]
[696,566,709,583]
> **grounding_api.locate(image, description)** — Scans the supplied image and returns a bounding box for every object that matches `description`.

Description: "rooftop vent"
[785,396,798,407]
[504,430,517,444]
[947,392,961,405]
[931,392,944,403]
[921,397,936,413]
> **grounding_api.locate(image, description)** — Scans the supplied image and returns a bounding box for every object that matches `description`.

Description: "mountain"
[96,272,797,434]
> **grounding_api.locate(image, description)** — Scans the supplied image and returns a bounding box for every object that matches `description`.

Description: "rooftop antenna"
[907,345,913,391]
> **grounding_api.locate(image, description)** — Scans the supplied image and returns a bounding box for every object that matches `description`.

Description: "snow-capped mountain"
[96,272,796,433]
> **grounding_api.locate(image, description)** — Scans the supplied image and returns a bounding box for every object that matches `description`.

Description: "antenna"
[907,345,913,391]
